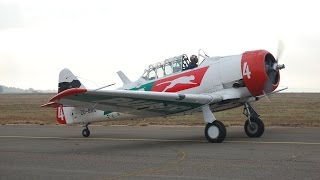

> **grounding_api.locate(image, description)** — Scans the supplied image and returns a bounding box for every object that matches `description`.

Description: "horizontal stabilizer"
[41,102,63,108]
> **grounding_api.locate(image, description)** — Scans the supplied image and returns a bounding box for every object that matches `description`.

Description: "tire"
[205,120,226,143]
[82,128,90,137]
[244,117,264,138]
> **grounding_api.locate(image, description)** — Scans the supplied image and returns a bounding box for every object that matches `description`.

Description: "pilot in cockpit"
[186,55,198,70]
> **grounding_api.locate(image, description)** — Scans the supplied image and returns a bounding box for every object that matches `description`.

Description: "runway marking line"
[1,135,320,145]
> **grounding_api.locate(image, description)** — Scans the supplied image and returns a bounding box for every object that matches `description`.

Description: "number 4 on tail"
[243,62,251,79]
[58,107,65,121]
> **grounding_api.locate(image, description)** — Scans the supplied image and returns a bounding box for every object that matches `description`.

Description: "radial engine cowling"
[241,50,283,96]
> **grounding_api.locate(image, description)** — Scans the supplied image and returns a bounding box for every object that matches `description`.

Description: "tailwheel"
[82,127,90,137]
[205,120,226,143]
[244,117,264,137]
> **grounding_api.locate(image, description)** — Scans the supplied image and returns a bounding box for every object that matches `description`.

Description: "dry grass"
[0,93,319,127]
[0,94,56,125]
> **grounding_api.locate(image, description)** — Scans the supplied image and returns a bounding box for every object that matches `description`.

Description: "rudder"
[56,107,74,125]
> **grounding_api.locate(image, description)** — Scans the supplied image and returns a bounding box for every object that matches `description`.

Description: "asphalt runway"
[0,125,320,180]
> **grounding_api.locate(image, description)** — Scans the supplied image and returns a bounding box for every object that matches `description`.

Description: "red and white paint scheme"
[42,48,286,143]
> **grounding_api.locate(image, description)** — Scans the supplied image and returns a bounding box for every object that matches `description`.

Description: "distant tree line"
[0,85,38,93]
[0,85,56,94]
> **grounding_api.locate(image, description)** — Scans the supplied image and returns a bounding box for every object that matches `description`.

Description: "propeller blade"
[276,40,284,61]
[262,90,271,102]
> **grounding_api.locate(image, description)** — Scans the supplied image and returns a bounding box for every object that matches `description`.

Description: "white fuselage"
[62,54,251,125]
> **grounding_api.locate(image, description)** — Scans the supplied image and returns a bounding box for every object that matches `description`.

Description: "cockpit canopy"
[141,54,191,81]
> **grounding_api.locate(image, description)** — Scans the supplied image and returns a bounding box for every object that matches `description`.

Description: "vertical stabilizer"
[58,68,85,93]
[117,71,132,85]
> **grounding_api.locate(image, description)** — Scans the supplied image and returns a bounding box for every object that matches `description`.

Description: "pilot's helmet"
[190,55,198,63]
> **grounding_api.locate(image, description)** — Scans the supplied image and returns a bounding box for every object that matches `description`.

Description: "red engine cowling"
[241,50,280,96]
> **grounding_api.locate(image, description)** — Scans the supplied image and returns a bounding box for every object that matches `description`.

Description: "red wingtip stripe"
[50,88,87,102]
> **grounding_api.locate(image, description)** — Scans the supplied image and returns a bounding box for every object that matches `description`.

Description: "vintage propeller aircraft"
[42,46,286,143]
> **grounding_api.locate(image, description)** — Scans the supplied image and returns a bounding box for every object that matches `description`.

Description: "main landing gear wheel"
[82,128,90,137]
[244,117,264,138]
[205,120,226,143]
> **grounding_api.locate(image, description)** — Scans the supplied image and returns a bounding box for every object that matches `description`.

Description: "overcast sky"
[0,0,319,92]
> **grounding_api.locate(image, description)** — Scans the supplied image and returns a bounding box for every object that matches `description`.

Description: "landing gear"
[82,124,90,137]
[243,103,265,138]
[205,120,226,143]
[202,105,226,143]
[244,117,264,137]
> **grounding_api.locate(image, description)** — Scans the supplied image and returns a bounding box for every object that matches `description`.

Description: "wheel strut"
[243,103,260,125]
[243,103,264,138]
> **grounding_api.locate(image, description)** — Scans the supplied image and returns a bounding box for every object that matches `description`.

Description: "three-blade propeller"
[263,40,286,101]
